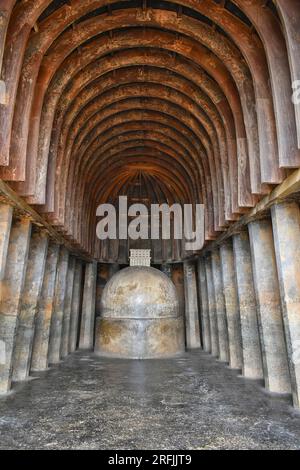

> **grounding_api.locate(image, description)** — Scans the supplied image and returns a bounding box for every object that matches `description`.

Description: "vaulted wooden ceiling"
[0,0,299,261]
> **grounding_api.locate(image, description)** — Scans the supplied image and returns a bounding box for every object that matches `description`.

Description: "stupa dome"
[94,266,185,359]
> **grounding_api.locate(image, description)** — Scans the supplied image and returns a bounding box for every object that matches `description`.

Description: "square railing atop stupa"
[129,249,151,267]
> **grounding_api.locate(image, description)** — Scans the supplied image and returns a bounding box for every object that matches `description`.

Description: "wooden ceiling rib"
[0,0,299,261]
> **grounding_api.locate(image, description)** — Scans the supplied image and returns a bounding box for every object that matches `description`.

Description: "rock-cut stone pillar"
[197,258,211,353]
[12,229,48,381]
[108,263,120,280]
[171,264,185,341]
[0,217,31,394]
[272,201,300,407]
[183,261,201,349]
[0,203,12,281]
[249,218,291,394]
[233,231,263,380]
[60,257,75,359]
[69,260,83,353]
[205,254,219,357]
[161,264,172,279]
[211,249,229,363]
[48,247,69,364]
[30,243,60,371]
[79,261,97,350]
[220,240,243,370]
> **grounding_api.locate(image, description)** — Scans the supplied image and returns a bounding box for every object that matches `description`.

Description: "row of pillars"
[182,201,300,409]
[0,203,98,395]
[2,199,300,410]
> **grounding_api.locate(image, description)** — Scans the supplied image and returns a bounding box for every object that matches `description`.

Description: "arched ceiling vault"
[0,0,299,261]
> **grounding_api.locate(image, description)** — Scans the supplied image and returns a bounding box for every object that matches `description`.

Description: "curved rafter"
[0,0,299,262]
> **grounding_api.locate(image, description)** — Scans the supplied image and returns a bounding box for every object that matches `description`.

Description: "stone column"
[171,264,185,340]
[211,250,229,363]
[272,201,300,407]
[108,263,119,280]
[161,263,172,279]
[60,256,76,359]
[233,231,263,379]
[11,229,48,381]
[30,243,60,371]
[48,247,69,364]
[0,203,12,280]
[249,218,291,394]
[0,218,31,394]
[95,264,111,318]
[205,254,219,357]
[69,260,83,353]
[197,258,211,353]
[79,261,97,350]
[220,240,243,370]
[183,261,201,349]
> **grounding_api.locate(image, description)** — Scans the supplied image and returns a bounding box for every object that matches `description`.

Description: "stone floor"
[0,350,300,450]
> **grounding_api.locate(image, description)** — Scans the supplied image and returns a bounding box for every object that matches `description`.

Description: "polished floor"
[0,350,300,450]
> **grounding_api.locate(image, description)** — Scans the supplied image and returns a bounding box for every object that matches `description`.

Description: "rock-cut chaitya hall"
[1,0,300,451]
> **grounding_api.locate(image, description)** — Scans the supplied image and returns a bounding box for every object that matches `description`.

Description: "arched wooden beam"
[43,58,241,237]
[94,166,193,262]
[65,124,205,216]
[60,83,230,224]
[171,0,296,174]
[16,39,250,244]
[275,0,300,148]
[2,5,254,192]
[51,76,219,190]
[22,46,230,231]
[4,18,255,206]
[16,30,250,218]
[63,106,217,241]
[62,111,214,244]
[96,134,199,203]
[88,139,197,204]
[60,98,222,236]
[76,152,194,251]
[68,133,199,217]
[85,154,202,255]
[60,120,212,242]
[0,0,52,164]
[50,72,234,221]
[0,0,16,74]
[81,141,197,214]
[3,5,282,195]
[233,0,300,167]
[10,24,251,210]
[1,1,298,259]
